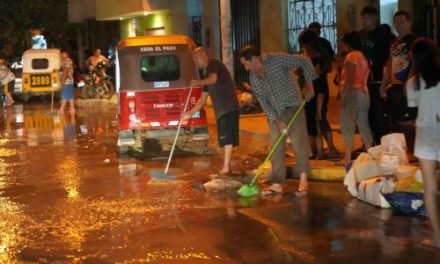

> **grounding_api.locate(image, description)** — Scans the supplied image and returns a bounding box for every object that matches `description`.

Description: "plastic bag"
[357,177,395,208]
[380,133,409,174]
[383,192,427,216]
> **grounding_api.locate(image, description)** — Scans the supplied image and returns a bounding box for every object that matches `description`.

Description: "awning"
[95,0,170,21]
[68,0,96,23]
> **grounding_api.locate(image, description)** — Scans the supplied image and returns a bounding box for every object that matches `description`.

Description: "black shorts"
[217,111,239,147]
[305,96,318,136]
[387,84,418,125]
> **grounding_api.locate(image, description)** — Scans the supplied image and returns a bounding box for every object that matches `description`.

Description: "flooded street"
[1,102,440,263]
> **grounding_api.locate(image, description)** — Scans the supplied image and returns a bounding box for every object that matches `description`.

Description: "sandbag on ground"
[204,178,243,192]
[357,177,395,208]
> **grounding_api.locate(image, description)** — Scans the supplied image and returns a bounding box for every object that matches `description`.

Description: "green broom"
[237,101,306,197]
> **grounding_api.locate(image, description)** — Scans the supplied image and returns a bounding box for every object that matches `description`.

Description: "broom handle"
[164,86,193,174]
[250,101,306,185]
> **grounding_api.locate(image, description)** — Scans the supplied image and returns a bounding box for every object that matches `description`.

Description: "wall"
[336,0,377,51]
[120,11,172,39]
[68,0,95,22]
[170,0,189,35]
[201,0,221,58]
[260,0,288,52]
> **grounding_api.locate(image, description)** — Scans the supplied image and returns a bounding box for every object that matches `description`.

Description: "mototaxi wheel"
[96,80,115,99]
[81,83,96,99]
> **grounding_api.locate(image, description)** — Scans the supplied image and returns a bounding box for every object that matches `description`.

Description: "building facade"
[68,0,440,82]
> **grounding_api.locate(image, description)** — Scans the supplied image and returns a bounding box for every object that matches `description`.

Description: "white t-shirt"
[406,76,440,127]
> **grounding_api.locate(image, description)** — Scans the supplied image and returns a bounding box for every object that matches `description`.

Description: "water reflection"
[1,104,79,146]
[61,112,76,142]
[0,197,26,262]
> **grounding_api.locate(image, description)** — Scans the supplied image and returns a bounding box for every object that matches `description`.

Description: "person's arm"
[60,70,68,86]
[182,91,209,120]
[380,57,392,98]
[86,57,91,67]
[183,65,218,119]
[405,76,419,107]
[60,62,69,85]
[280,54,317,101]
[102,55,109,64]
[249,76,278,124]
[190,73,217,87]
[340,60,356,104]
[316,93,324,120]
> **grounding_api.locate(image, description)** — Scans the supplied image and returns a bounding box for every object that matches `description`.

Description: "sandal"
[261,184,283,196]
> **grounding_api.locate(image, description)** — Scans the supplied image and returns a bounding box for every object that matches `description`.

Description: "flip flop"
[260,184,283,196]
[261,189,282,196]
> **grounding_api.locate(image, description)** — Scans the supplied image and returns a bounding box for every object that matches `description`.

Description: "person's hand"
[303,87,314,102]
[380,86,388,99]
[190,80,201,87]
[314,65,322,76]
[181,112,193,120]
[275,118,287,134]
[316,112,322,121]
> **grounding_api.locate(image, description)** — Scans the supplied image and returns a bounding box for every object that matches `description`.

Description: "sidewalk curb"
[310,166,345,181]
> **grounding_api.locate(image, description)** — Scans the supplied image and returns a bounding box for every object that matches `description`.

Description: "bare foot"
[335,158,349,166]
[421,239,440,248]
[219,168,231,175]
[295,189,308,197]
[297,173,308,192]
[7,100,14,106]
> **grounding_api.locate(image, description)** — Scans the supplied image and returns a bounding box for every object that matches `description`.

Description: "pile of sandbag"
[343,133,423,209]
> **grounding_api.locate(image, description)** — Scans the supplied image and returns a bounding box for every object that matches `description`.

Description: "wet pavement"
[1,102,440,264]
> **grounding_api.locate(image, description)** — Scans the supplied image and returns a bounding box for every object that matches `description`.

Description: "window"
[288,0,337,53]
[31,59,49,69]
[380,0,398,35]
[140,55,180,82]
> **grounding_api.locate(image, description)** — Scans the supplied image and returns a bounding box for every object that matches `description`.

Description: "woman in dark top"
[299,29,339,160]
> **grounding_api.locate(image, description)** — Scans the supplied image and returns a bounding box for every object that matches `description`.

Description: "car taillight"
[168,120,179,126]
[150,122,161,127]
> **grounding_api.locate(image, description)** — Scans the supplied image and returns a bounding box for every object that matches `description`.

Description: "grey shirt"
[249,53,316,123]
[203,58,239,119]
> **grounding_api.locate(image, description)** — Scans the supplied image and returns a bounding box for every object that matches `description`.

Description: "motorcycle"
[78,61,115,99]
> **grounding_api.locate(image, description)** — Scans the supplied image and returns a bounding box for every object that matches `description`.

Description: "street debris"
[343,133,425,214]
[203,178,243,192]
